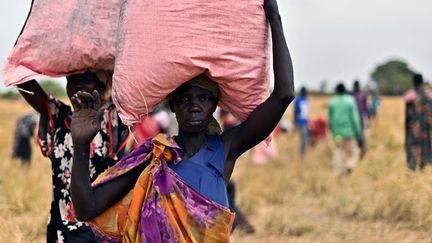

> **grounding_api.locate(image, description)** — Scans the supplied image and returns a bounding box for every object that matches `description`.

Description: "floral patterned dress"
[38,97,129,243]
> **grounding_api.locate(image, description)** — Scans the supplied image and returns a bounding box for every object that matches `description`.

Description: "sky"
[0,0,431,91]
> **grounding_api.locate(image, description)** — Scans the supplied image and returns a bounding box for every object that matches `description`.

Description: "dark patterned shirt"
[38,97,129,241]
[405,88,432,170]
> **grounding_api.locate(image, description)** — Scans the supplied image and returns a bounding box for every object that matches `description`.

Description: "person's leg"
[14,137,32,167]
[299,124,309,160]
[346,138,360,173]
[406,145,420,170]
[332,139,343,176]
[357,136,367,160]
[406,145,418,170]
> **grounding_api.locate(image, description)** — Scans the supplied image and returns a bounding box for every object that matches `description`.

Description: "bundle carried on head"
[2,0,121,85]
[113,0,270,125]
[3,0,271,126]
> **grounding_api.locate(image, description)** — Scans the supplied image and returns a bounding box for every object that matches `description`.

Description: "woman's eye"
[200,96,212,102]
[179,96,189,103]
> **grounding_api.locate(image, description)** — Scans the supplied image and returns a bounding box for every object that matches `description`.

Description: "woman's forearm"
[17,80,49,116]
[71,142,149,221]
[71,142,98,221]
[268,12,295,101]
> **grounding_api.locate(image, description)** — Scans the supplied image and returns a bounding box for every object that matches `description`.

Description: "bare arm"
[222,0,295,181]
[70,91,144,221]
[17,80,49,116]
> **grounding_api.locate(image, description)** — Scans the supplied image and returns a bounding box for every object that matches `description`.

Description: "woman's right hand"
[71,90,103,146]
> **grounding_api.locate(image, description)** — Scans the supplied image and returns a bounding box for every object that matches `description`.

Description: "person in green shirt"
[328,83,362,177]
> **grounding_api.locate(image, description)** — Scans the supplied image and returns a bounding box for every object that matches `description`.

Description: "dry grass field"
[1,96,432,242]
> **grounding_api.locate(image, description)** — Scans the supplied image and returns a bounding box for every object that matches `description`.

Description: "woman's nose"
[189,99,201,112]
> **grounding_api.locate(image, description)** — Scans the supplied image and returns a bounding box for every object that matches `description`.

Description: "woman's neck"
[175,131,207,159]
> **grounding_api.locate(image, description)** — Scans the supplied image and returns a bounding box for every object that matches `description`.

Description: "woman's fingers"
[92,90,101,110]
[71,95,81,112]
[80,91,94,109]
[73,90,101,112]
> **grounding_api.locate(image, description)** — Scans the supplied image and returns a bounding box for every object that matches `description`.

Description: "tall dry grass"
[1,97,432,242]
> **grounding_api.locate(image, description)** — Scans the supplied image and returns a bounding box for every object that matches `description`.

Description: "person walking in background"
[12,112,39,167]
[308,117,327,146]
[352,80,370,127]
[328,83,362,177]
[370,92,381,119]
[294,86,309,163]
[404,73,432,171]
[352,80,369,158]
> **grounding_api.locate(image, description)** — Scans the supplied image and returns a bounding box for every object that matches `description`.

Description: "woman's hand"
[71,90,103,146]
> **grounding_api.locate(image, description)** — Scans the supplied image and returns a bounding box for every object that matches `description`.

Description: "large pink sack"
[113,0,270,125]
[2,0,121,86]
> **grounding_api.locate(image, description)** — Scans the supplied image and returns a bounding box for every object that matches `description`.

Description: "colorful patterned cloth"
[89,134,234,243]
[404,88,432,170]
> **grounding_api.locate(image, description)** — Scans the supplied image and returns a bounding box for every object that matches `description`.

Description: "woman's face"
[66,72,102,100]
[172,85,217,134]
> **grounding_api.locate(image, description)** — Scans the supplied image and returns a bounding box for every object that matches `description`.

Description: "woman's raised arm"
[70,91,143,221]
[222,0,294,180]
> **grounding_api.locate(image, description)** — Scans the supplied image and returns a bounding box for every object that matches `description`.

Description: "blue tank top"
[169,135,229,207]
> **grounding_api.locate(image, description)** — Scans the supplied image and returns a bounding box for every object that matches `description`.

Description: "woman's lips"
[187,120,202,126]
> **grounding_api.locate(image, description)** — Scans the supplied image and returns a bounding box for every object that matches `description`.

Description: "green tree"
[40,79,66,97]
[370,59,415,95]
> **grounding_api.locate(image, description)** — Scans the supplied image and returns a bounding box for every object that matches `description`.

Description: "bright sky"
[1,0,431,90]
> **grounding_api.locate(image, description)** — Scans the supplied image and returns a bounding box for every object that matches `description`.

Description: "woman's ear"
[169,100,176,113]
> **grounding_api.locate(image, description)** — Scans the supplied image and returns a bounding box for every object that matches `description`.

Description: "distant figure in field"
[370,93,381,119]
[293,87,309,162]
[352,80,369,157]
[352,80,370,127]
[328,83,362,177]
[12,112,39,166]
[404,73,432,171]
[308,117,327,146]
